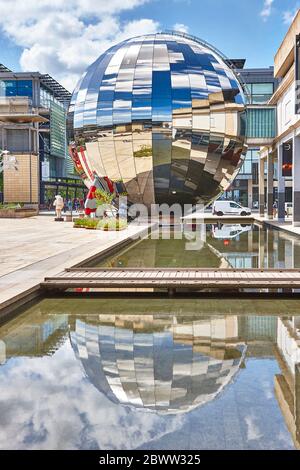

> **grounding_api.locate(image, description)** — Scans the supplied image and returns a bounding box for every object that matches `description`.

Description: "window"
[242,156,252,174]
[245,82,274,105]
[252,83,274,94]
[0,80,33,98]
[230,202,240,208]
[240,149,259,175]
[246,108,276,138]
[40,85,62,108]
[17,80,32,97]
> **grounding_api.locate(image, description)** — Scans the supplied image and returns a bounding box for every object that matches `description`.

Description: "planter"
[0,208,38,218]
[99,226,127,231]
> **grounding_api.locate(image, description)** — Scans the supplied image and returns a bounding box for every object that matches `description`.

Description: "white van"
[212,200,251,216]
[285,202,293,217]
[212,224,251,239]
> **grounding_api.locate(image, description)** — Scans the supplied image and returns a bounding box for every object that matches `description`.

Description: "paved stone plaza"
[0,216,150,312]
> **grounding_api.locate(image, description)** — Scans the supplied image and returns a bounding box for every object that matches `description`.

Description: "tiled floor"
[0,215,151,311]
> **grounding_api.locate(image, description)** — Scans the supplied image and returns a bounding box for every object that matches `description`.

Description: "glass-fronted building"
[223,64,277,208]
[0,64,86,205]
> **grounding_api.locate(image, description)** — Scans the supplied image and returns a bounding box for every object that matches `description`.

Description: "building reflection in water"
[275,317,300,449]
[210,224,300,270]
[0,304,300,449]
[90,224,300,271]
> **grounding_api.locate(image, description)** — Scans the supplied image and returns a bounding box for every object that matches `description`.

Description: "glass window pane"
[251,94,271,104]
[0,80,17,96]
[252,83,273,94]
[17,80,33,97]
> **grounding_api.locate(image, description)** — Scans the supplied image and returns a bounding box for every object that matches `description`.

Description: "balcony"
[0,97,48,124]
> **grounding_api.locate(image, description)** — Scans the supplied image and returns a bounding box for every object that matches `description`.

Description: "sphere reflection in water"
[69,32,247,207]
[70,315,246,414]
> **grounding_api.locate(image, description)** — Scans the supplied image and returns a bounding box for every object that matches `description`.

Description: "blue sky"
[0,0,298,90]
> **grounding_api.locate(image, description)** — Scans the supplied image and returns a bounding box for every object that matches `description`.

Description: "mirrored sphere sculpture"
[71,316,246,414]
[69,32,247,207]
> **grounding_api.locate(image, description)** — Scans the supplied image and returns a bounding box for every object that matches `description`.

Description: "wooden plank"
[66,266,300,273]
[42,277,298,284]
[42,266,300,293]
[41,283,300,291]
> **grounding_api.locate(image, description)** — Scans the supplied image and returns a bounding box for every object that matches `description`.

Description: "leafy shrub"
[133,145,152,158]
[73,218,99,229]
[95,189,115,205]
[73,218,86,227]
[98,217,127,231]
[0,203,22,210]
[74,216,127,231]
[85,219,99,229]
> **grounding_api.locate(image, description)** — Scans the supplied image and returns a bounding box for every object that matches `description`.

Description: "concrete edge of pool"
[0,223,155,324]
[2,215,300,325]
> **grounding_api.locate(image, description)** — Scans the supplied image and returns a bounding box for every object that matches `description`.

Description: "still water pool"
[85,223,300,269]
[0,297,299,450]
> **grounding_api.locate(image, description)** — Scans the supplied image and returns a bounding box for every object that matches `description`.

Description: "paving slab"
[0,215,152,313]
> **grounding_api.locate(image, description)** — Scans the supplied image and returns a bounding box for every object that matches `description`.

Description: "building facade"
[0,64,85,206]
[223,63,277,208]
[259,10,300,226]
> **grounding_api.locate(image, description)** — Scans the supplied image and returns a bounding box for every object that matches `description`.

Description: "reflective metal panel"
[70,315,246,414]
[70,32,247,207]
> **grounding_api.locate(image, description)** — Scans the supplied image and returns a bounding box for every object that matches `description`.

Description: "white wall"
[277,81,300,137]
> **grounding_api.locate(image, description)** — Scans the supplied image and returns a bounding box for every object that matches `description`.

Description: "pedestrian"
[273,200,278,218]
[53,195,64,219]
[67,199,72,212]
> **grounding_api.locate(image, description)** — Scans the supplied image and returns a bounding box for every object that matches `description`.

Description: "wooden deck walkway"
[40,267,300,293]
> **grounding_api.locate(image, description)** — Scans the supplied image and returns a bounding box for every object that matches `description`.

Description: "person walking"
[273,200,278,218]
[67,199,72,212]
[53,195,64,220]
[74,198,79,212]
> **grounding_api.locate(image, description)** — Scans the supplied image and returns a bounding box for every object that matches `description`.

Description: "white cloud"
[245,415,263,441]
[173,23,189,33]
[283,6,299,24]
[0,341,183,450]
[0,0,159,91]
[260,0,274,21]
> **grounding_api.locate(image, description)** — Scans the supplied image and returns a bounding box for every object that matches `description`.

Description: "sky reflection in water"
[0,297,299,450]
